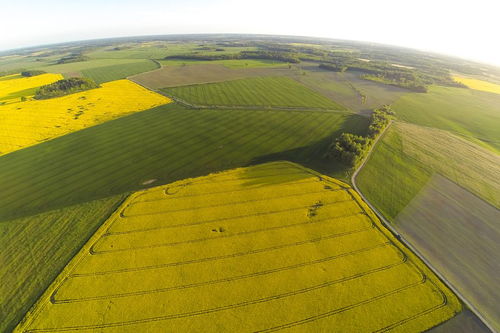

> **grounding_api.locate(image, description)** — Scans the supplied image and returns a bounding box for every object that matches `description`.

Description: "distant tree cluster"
[35,78,99,99]
[325,105,395,167]
[319,63,347,72]
[21,70,46,77]
[316,53,468,92]
[56,53,88,64]
[164,50,300,63]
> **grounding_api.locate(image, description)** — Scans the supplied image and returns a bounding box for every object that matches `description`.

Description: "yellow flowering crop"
[453,75,500,95]
[0,73,63,104]
[15,162,460,333]
[0,79,171,155]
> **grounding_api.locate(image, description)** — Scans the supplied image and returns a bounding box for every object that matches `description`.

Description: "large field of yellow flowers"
[0,76,170,155]
[15,162,460,333]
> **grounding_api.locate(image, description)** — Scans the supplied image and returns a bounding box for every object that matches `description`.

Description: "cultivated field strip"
[16,162,460,333]
[164,76,346,109]
[0,106,362,221]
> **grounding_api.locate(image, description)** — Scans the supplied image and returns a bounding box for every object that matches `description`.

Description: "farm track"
[352,122,497,333]
[16,162,458,333]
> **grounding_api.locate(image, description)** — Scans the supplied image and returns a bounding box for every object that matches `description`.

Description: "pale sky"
[1,0,499,66]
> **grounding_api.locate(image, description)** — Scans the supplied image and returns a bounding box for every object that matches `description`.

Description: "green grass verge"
[392,85,500,152]
[356,122,500,220]
[0,194,126,333]
[80,60,159,84]
[0,103,365,221]
[164,76,346,109]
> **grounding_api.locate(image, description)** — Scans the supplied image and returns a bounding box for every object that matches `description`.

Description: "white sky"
[1,0,499,66]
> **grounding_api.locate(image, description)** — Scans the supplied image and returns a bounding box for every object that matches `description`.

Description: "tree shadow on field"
[242,113,368,187]
[242,137,351,188]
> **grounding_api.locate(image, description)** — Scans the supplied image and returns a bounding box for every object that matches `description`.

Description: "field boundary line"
[351,121,497,333]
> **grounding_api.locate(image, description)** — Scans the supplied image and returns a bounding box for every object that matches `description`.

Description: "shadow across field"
[0,104,364,221]
[248,113,368,185]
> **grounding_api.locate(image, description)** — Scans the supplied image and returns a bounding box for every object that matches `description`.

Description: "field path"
[351,121,497,333]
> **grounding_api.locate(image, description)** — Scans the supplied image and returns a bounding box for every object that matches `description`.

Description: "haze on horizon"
[1,0,499,67]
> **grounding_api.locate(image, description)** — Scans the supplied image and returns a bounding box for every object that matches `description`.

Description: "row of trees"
[56,53,88,64]
[164,50,300,63]
[324,105,394,167]
[35,77,99,99]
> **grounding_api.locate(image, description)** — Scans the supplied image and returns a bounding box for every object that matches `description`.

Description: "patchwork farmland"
[0,79,171,155]
[80,60,159,84]
[164,76,346,109]
[0,73,63,104]
[0,104,364,221]
[356,122,500,331]
[453,76,500,95]
[1,35,498,333]
[15,162,460,333]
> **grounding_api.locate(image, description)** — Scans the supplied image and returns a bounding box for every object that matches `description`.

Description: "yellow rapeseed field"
[15,162,460,333]
[453,75,500,94]
[0,79,171,155]
[0,73,63,104]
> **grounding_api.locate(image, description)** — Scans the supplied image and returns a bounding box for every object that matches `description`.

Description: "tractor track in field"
[51,242,394,304]
[351,121,497,333]
[16,162,458,333]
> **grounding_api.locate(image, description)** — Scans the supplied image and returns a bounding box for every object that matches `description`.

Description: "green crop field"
[163,76,346,109]
[34,58,141,75]
[81,60,159,83]
[0,103,365,221]
[356,122,499,220]
[159,58,288,68]
[392,85,500,152]
[0,195,125,333]
[0,56,52,72]
[86,46,173,59]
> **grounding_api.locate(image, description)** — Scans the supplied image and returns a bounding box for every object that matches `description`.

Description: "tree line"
[164,50,300,63]
[324,105,394,167]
